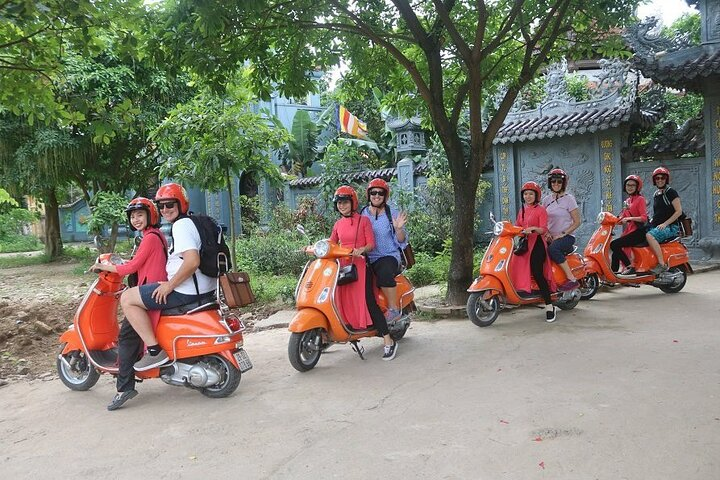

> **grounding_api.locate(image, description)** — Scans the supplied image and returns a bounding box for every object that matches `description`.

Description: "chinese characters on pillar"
[498,149,511,220]
[600,139,614,213]
[714,106,720,226]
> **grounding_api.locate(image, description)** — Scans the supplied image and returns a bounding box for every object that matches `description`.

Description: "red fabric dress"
[329,213,375,329]
[618,194,648,261]
[115,227,168,330]
[509,204,557,293]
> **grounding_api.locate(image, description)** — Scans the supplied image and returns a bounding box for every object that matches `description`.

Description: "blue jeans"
[547,234,575,264]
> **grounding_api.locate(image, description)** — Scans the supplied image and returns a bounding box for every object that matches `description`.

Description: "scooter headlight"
[493,222,504,236]
[313,240,330,258]
[596,212,606,224]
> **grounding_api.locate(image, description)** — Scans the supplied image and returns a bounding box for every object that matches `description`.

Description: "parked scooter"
[288,237,414,372]
[57,253,252,398]
[580,211,692,299]
[466,213,586,327]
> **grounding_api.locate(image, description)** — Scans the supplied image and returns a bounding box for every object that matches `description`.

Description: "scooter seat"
[161,292,217,316]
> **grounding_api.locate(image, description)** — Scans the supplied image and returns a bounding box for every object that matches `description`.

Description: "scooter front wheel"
[289,328,324,372]
[56,344,100,391]
[200,354,242,398]
[467,292,500,327]
[579,273,600,300]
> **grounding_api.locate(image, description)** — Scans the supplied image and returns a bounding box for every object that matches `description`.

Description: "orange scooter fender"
[467,275,504,296]
[583,257,603,276]
[59,328,83,354]
[288,308,330,333]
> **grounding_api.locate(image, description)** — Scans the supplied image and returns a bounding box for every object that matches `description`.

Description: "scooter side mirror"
[489,212,496,223]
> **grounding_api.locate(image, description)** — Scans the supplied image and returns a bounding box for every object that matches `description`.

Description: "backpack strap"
[144,230,168,261]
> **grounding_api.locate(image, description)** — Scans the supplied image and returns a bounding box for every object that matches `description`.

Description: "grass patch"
[0,254,50,269]
[247,271,298,305]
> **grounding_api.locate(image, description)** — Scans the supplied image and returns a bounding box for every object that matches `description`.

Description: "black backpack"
[185,213,232,277]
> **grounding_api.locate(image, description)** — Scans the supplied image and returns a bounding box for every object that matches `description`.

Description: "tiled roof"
[636,114,704,159]
[288,164,429,188]
[631,44,720,92]
[493,105,660,145]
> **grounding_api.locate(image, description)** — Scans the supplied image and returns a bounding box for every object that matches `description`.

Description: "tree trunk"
[108,222,119,253]
[43,188,63,259]
[447,164,479,306]
[225,169,237,271]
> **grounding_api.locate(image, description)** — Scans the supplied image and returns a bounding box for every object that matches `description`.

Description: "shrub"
[0,208,42,253]
[235,232,308,276]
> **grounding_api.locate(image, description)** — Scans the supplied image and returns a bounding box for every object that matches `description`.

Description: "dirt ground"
[0,260,281,384]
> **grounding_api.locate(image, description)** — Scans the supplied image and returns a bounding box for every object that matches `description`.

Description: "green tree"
[1,3,190,257]
[160,0,638,303]
[0,0,142,118]
[152,79,291,268]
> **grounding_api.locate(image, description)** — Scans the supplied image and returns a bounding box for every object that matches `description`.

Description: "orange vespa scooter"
[57,253,252,398]
[466,213,587,327]
[580,211,692,299]
[288,238,415,372]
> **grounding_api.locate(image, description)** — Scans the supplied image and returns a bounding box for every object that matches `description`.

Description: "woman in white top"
[541,168,582,291]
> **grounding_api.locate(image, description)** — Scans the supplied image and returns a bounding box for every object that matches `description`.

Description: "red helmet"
[652,166,670,185]
[521,181,542,204]
[125,197,160,230]
[333,185,358,212]
[547,168,568,190]
[623,174,643,194]
[366,178,390,203]
[155,182,189,214]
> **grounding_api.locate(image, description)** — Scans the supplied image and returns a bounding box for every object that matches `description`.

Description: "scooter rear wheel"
[289,328,323,372]
[56,344,100,391]
[467,292,500,327]
[200,354,242,398]
[658,267,687,294]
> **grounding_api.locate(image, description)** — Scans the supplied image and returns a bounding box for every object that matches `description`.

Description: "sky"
[636,0,698,26]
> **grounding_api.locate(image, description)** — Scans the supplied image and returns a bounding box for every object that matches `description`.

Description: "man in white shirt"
[120,183,215,371]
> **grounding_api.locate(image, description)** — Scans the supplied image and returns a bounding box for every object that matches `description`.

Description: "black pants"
[116,319,143,392]
[610,228,647,272]
[365,263,389,336]
[530,239,552,305]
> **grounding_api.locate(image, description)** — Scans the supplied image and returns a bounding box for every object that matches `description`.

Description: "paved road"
[1,271,719,479]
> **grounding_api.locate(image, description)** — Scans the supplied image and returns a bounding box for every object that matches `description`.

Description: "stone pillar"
[258,178,277,226]
[396,157,415,195]
[700,0,720,45]
[493,144,517,222]
[699,90,720,259]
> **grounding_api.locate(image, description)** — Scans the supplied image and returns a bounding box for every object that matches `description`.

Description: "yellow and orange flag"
[336,105,368,138]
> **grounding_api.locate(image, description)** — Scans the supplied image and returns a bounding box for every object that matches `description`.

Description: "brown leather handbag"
[219,272,256,308]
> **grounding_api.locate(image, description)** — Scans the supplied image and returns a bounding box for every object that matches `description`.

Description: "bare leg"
[381,286,399,310]
[646,233,666,266]
[558,261,577,282]
[120,287,159,345]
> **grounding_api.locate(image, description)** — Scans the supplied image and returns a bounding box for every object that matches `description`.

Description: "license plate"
[233,348,253,373]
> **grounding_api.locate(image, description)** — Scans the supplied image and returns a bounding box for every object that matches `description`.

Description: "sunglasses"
[157,201,177,210]
[625,183,637,188]
[550,179,564,184]
[369,190,386,197]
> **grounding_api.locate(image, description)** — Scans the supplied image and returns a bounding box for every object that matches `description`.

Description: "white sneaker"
[545,306,557,323]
